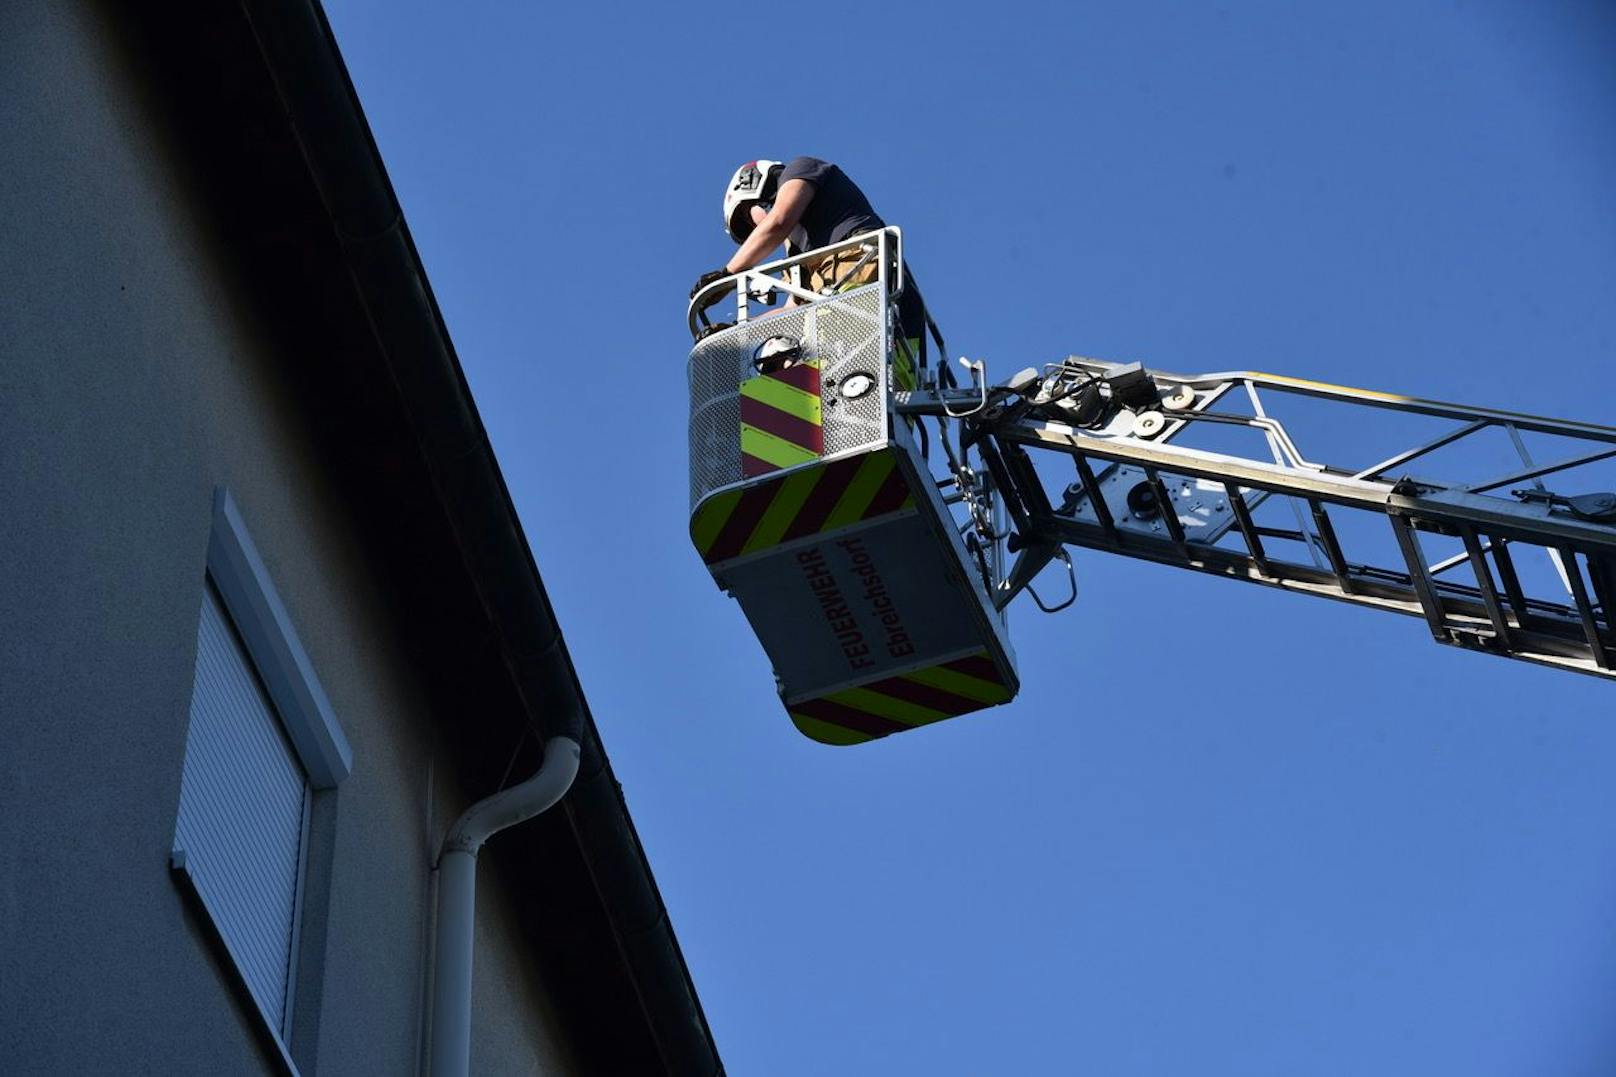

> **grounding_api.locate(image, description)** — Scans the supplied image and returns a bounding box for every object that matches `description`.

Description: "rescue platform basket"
[687,229,1019,745]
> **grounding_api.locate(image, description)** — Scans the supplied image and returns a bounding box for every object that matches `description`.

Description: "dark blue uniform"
[778,157,926,348]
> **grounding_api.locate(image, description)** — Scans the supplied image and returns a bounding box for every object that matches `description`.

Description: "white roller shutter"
[174,581,310,1038]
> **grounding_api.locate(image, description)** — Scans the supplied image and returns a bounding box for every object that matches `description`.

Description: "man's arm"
[725,178,815,274]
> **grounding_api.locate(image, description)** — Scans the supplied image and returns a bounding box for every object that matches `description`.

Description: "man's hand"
[690,267,730,304]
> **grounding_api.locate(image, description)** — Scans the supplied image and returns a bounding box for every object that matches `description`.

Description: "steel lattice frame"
[900,360,1616,682]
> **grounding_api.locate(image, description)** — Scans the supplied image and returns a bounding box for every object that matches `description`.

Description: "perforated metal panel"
[174,581,308,1037]
[689,286,889,508]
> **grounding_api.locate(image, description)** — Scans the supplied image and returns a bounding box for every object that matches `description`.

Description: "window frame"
[201,488,352,789]
[171,488,352,1073]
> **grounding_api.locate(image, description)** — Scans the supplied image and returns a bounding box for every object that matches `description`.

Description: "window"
[171,489,351,1069]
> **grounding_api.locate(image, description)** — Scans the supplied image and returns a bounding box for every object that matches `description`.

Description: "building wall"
[0,4,574,1073]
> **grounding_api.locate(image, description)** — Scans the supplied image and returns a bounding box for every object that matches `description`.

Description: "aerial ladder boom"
[688,230,1616,744]
[900,358,1616,682]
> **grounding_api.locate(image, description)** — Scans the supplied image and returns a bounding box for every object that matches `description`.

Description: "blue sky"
[326,3,1616,1072]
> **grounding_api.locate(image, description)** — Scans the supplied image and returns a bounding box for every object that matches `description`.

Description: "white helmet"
[723,160,782,242]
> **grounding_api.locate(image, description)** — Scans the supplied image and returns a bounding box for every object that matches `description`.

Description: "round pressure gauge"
[839,372,876,400]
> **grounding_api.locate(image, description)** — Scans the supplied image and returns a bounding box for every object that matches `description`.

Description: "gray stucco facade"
[0,3,717,1074]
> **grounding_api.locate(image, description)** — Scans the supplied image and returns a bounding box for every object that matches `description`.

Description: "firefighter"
[690,158,925,374]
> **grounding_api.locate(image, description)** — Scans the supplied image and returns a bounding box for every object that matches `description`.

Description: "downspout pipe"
[429,736,581,1077]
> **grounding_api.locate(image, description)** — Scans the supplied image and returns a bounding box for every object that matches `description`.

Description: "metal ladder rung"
[1143,467,1187,550]
[1488,539,1537,634]
[1223,483,1270,577]
[1072,454,1116,536]
[1587,554,1616,634]
[1456,524,1514,652]
[1560,546,1612,669]
[1306,499,1353,596]
[1388,513,1450,644]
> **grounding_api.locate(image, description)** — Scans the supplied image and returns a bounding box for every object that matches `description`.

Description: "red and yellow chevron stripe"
[740,360,822,479]
[690,447,916,566]
[787,652,1015,746]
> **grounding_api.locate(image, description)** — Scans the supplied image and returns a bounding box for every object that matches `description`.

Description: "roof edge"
[236,2,721,1070]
